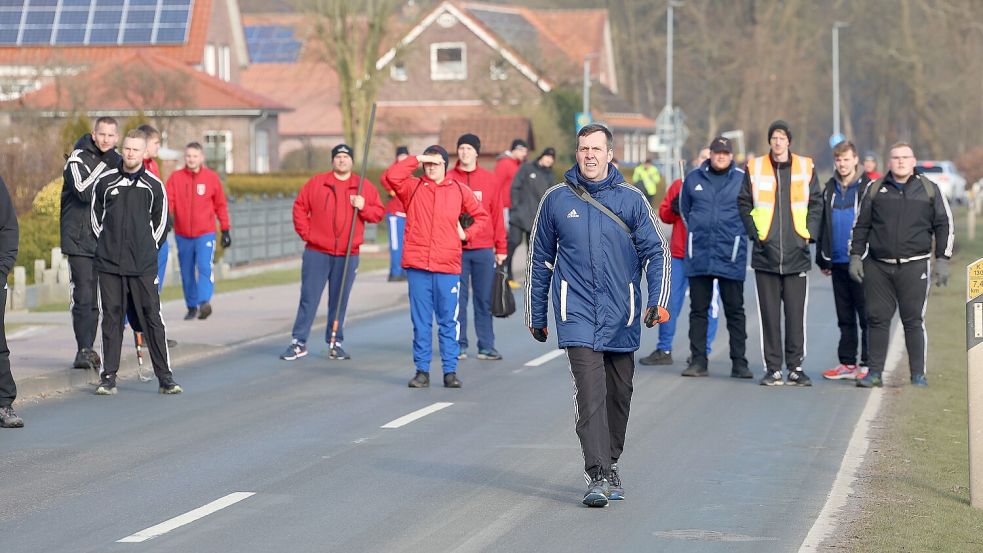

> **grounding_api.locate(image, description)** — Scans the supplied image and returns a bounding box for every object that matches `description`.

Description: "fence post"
[11,266,25,310]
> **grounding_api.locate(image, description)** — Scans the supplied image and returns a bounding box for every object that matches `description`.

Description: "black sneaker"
[408,371,430,388]
[443,372,462,388]
[0,406,23,428]
[639,349,673,366]
[73,348,98,370]
[477,348,502,360]
[197,302,213,320]
[857,372,883,388]
[167,339,178,348]
[731,364,753,379]
[911,374,928,387]
[95,379,117,396]
[681,363,708,377]
[607,463,624,500]
[183,307,198,320]
[158,376,183,395]
[280,342,308,361]
[760,370,784,386]
[786,370,812,387]
[583,474,609,507]
[328,346,351,360]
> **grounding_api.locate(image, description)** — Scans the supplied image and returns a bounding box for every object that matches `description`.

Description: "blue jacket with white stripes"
[680,159,748,282]
[525,163,671,352]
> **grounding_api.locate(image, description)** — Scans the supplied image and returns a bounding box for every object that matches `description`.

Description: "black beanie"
[423,144,449,166]
[767,120,792,143]
[395,146,409,158]
[456,133,481,154]
[540,147,556,158]
[510,138,528,151]
[332,143,353,159]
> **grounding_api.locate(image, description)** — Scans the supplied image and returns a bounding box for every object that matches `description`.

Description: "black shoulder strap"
[566,183,631,236]
[916,174,937,201]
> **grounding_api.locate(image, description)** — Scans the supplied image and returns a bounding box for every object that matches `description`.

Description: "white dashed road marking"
[381,402,454,429]
[523,349,565,367]
[117,492,256,543]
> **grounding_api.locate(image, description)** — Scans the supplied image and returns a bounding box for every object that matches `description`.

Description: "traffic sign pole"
[968,257,983,508]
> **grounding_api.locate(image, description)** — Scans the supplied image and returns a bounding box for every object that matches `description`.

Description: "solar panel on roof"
[245,24,301,64]
[0,0,194,46]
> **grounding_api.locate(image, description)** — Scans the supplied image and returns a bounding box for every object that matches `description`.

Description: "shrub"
[32,177,62,219]
[16,213,59,283]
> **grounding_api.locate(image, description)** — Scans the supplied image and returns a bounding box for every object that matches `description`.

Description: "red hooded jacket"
[143,157,161,178]
[494,155,521,208]
[292,172,384,256]
[165,165,230,238]
[658,178,687,259]
[447,161,506,254]
[380,163,406,216]
[387,156,490,274]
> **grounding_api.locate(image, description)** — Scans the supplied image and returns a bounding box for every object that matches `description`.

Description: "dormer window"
[490,60,507,81]
[431,42,466,81]
[391,61,408,81]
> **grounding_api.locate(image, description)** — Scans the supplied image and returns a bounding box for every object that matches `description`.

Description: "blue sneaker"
[857,372,883,388]
[279,342,307,361]
[911,374,928,387]
[328,345,351,360]
[477,348,502,360]
[607,463,624,500]
[582,474,609,507]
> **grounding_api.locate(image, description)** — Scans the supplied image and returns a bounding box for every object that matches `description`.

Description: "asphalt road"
[1,271,868,552]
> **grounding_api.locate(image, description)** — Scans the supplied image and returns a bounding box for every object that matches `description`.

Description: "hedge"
[225,168,389,200]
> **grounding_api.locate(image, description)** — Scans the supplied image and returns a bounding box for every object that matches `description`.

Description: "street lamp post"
[665,1,682,182]
[832,22,849,140]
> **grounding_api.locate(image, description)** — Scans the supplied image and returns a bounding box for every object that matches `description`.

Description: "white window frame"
[489,59,507,81]
[254,129,270,174]
[219,45,231,81]
[430,42,466,81]
[204,43,216,76]
[390,61,407,81]
[204,130,233,174]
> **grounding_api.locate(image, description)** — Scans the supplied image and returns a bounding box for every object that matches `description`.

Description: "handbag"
[491,262,516,318]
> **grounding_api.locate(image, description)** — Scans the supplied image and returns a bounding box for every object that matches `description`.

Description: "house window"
[490,60,507,81]
[204,43,216,76]
[254,129,270,174]
[390,61,407,81]
[430,42,466,81]
[219,45,231,81]
[204,130,233,175]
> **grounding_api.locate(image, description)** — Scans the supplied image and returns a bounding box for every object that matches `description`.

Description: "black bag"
[491,262,516,318]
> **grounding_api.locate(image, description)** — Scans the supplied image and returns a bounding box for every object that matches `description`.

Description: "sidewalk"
[8,269,409,402]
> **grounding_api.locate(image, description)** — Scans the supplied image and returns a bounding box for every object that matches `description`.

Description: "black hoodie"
[61,134,122,257]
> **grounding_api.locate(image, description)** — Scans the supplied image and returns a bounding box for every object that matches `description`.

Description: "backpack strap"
[566,183,631,236]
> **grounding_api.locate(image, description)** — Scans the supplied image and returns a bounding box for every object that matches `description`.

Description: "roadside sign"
[575,112,592,132]
[829,133,846,149]
[967,257,983,509]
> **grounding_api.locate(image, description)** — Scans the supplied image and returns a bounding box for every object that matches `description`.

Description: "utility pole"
[832,22,849,140]
[583,57,591,116]
[665,1,680,183]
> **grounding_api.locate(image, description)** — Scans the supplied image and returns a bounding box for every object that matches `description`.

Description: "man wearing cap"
[495,138,529,229]
[631,159,662,206]
[279,144,385,362]
[381,146,410,281]
[447,134,507,361]
[387,145,490,389]
[506,147,555,284]
[863,152,882,181]
[737,120,822,386]
[679,137,751,378]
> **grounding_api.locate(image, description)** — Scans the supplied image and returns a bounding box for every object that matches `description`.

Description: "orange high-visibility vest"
[747,153,814,241]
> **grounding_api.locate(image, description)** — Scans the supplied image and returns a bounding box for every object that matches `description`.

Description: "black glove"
[848,254,864,283]
[221,230,231,248]
[531,328,548,342]
[933,258,950,288]
[644,306,669,328]
[671,195,680,215]
[459,212,475,230]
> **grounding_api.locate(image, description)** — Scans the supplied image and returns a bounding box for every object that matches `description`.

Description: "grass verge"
[843,206,983,551]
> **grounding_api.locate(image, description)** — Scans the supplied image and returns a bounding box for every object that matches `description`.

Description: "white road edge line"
[798,323,905,552]
[381,402,454,429]
[524,349,565,367]
[117,492,256,543]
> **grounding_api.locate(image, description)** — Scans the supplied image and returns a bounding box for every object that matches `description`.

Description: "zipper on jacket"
[730,236,740,262]
[894,185,904,263]
[560,280,568,322]
[626,282,635,327]
[777,162,784,274]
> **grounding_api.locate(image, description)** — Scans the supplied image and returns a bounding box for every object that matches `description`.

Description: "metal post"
[583,58,591,116]
[968,257,983,508]
[665,2,676,183]
[832,22,848,139]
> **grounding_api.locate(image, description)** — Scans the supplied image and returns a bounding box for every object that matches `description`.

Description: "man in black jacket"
[0,176,22,428]
[62,116,121,371]
[849,142,954,388]
[91,130,182,396]
[737,120,822,386]
[505,147,554,284]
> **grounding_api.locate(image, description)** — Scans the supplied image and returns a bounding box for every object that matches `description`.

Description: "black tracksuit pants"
[68,255,100,351]
[830,264,868,366]
[754,270,808,373]
[505,224,530,280]
[689,275,748,369]
[864,258,930,377]
[99,272,173,383]
[0,289,15,408]
[566,347,634,479]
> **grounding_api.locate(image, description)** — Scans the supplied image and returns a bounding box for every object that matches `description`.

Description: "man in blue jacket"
[525,124,671,508]
[680,137,750,378]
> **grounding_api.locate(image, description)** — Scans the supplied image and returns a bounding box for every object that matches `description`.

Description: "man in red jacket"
[494,138,528,227]
[387,146,489,388]
[165,142,231,320]
[447,134,507,361]
[280,144,384,361]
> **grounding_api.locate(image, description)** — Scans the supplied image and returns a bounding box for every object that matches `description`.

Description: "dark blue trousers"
[458,248,495,351]
[407,268,460,374]
[290,249,359,345]
[387,214,406,279]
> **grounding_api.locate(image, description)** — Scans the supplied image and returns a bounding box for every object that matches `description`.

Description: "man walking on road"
[505,147,555,285]
[679,137,751,379]
[631,158,662,206]
[62,116,121,371]
[165,142,231,321]
[737,120,822,386]
[0,175,22,427]
[280,144,384,362]
[381,146,410,282]
[447,134,507,361]
[526,124,671,507]
[850,142,953,388]
[388,146,489,389]
[817,141,872,381]
[91,130,182,396]
[495,138,528,230]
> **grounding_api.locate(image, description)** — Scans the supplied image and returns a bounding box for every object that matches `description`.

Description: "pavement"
[7,268,410,402]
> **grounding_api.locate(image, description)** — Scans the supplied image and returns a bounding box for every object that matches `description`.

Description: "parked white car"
[916,160,967,204]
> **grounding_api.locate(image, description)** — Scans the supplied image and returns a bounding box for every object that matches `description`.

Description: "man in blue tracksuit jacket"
[525,124,671,508]
[679,137,750,378]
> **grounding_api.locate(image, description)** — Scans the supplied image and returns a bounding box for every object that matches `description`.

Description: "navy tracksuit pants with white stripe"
[864,258,930,377]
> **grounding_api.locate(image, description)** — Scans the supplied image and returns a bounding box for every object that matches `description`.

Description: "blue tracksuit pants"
[387,215,406,279]
[290,249,359,345]
[407,268,460,374]
[657,256,719,353]
[458,248,495,351]
[157,239,169,292]
[175,233,215,308]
